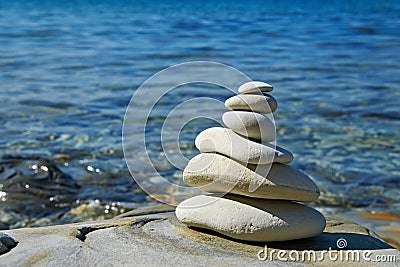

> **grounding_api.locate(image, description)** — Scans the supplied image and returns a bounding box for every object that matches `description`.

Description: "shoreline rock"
[0,206,398,266]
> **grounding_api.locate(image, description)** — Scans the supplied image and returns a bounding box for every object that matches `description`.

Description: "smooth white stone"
[183,153,319,202]
[176,195,326,242]
[222,111,275,142]
[238,81,273,94]
[195,127,293,164]
[225,94,277,113]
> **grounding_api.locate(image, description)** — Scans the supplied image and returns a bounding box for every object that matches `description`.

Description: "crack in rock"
[116,208,175,218]
[0,233,18,255]
[74,218,166,242]
[131,218,166,229]
[75,227,105,242]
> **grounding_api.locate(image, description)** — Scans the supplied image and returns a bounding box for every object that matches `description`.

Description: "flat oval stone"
[195,127,293,164]
[222,111,275,142]
[183,153,319,202]
[238,81,273,94]
[176,195,326,242]
[225,94,277,113]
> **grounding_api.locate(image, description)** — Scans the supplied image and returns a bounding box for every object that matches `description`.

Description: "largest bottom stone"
[176,195,326,242]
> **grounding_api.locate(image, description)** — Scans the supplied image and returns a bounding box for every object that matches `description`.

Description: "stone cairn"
[176,81,326,242]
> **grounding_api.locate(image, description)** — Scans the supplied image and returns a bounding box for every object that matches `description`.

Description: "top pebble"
[238,81,273,94]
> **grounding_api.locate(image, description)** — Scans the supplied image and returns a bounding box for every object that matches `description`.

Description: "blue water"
[0,1,399,228]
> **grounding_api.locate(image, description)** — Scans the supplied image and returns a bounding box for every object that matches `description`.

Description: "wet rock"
[0,155,80,227]
[0,222,9,231]
[0,233,18,255]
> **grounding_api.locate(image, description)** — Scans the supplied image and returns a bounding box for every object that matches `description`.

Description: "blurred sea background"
[0,0,399,247]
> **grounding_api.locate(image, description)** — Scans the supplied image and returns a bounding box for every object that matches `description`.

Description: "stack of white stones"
[176,81,326,242]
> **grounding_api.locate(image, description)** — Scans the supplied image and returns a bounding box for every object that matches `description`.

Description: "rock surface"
[238,81,273,94]
[0,205,398,266]
[183,153,319,202]
[176,195,326,242]
[222,111,276,142]
[225,94,278,113]
[195,127,293,164]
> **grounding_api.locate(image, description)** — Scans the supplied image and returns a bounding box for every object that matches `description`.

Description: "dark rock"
[0,233,18,255]
[0,155,80,226]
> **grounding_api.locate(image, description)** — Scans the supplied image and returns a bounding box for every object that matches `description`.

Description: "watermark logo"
[336,238,347,249]
[257,238,398,263]
[122,61,276,205]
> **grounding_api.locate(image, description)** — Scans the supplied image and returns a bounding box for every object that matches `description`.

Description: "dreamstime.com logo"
[122,61,276,205]
[257,238,398,263]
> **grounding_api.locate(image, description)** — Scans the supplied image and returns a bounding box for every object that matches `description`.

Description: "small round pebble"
[238,81,273,94]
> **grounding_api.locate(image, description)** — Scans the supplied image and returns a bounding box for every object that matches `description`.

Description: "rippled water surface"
[0,1,399,229]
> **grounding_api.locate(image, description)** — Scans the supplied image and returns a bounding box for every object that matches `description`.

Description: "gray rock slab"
[0,205,398,266]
